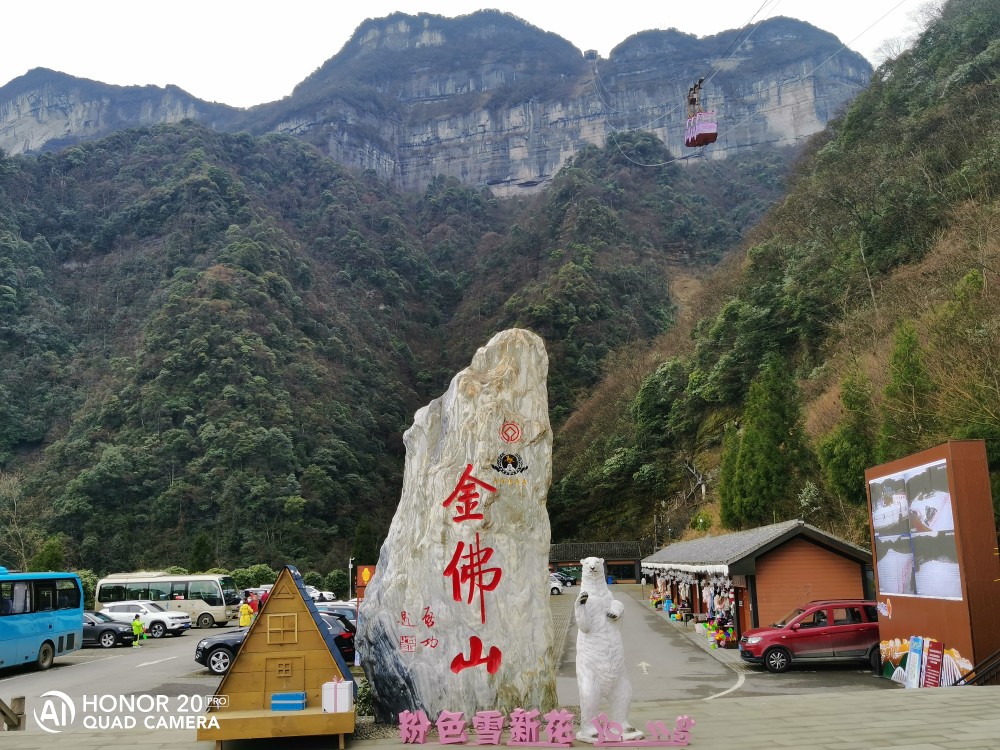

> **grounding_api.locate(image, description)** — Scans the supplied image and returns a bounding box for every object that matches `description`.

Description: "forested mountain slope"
[550,0,1000,546]
[0,117,787,572]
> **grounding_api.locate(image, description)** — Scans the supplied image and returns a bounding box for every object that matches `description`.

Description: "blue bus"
[0,567,84,670]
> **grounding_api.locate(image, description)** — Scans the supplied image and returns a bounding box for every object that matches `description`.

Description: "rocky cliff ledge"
[0,68,236,155]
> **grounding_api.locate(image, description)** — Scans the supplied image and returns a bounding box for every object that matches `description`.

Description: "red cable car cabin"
[684,78,718,148]
[685,111,718,147]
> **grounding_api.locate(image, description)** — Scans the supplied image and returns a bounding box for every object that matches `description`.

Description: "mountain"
[4,0,997,577]
[0,68,237,153]
[0,12,871,194]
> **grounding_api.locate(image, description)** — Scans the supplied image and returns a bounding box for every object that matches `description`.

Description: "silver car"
[101,601,192,638]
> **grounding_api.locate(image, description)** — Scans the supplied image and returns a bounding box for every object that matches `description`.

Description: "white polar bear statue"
[574,556,643,743]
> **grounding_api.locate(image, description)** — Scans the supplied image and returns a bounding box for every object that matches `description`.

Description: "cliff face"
[0,69,237,154]
[0,13,872,195]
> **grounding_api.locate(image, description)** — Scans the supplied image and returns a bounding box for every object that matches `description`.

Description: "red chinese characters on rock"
[442,463,504,672]
[443,532,502,624]
[399,606,438,653]
[443,463,496,523]
[450,635,501,675]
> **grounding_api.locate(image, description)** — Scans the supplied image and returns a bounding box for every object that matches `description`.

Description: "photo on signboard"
[870,474,909,539]
[906,462,954,533]
[874,534,916,596]
[911,531,962,599]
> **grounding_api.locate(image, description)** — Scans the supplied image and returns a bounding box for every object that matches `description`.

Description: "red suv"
[739,600,880,673]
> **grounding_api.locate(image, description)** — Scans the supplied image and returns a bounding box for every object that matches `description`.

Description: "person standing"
[248,592,260,624]
[131,614,144,648]
[239,598,253,627]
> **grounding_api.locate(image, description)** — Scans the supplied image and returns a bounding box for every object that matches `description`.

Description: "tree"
[352,519,380,566]
[728,357,808,527]
[0,471,42,570]
[303,571,324,588]
[876,322,937,462]
[718,423,742,529]
[75,568,99,609]
[797,481,822,521]
[818,368,877,505]
[164,565,189,575]
[230,567,253,591]
[29,536,65,572]
[246,564,278,587]
[325,569,348,599]
[188,532,214,573]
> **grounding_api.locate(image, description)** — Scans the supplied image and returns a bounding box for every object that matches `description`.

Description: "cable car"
[685,79,718,148]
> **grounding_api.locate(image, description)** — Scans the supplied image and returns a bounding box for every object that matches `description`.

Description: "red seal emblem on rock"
[499,421,522,443]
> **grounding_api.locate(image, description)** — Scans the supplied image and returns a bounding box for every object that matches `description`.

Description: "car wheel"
[36,642,55,670]
[550,586,561,595]
[197,613,215,628]
[206,647,233,675]
[149,622,166,639]
[869,647,881,673]
[99,630,118,648]
[764,648,791,673]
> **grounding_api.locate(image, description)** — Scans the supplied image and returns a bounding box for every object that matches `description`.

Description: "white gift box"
[322,680,354,713]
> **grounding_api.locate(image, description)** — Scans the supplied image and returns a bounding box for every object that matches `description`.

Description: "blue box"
[271,691,307,711]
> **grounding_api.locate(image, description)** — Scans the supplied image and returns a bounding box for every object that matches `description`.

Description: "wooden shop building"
[641,519,873,638]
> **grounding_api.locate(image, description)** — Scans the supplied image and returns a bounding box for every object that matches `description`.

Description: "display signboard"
[865,441,1000,685]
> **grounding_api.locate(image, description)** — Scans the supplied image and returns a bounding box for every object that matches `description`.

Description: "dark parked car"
[83,610,135,648]
[739,599,881,673]
[194,612,355,675]
[314,602,358,626]
[551,571,577,587]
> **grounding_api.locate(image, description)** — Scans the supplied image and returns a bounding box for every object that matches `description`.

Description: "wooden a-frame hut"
[197,565,356,749]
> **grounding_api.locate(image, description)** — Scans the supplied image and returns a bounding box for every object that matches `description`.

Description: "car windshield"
[772,608,805,627]
[144,602,166,612]
[90,611,115,622]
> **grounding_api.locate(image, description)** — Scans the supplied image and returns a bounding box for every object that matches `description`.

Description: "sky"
[1,0,930,109]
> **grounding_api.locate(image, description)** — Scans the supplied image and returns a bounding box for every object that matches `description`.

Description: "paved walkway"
[4,585,999,749]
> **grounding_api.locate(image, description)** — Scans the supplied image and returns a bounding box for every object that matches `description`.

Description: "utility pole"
[348,557,355,601]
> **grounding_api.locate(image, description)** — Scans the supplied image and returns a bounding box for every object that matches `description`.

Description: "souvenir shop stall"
[642,519,874,643]
[643,567,740,648]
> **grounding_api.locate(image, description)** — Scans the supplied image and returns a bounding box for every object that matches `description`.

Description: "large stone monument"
[357,329,558,723]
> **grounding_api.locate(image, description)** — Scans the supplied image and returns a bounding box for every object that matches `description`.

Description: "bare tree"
[0,472,41,570]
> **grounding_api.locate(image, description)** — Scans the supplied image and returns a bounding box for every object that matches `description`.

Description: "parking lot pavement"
[4,590,997,749]
[6,686,998,750]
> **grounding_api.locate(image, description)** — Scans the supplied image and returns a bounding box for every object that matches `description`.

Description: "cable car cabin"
[685,111,718,148]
